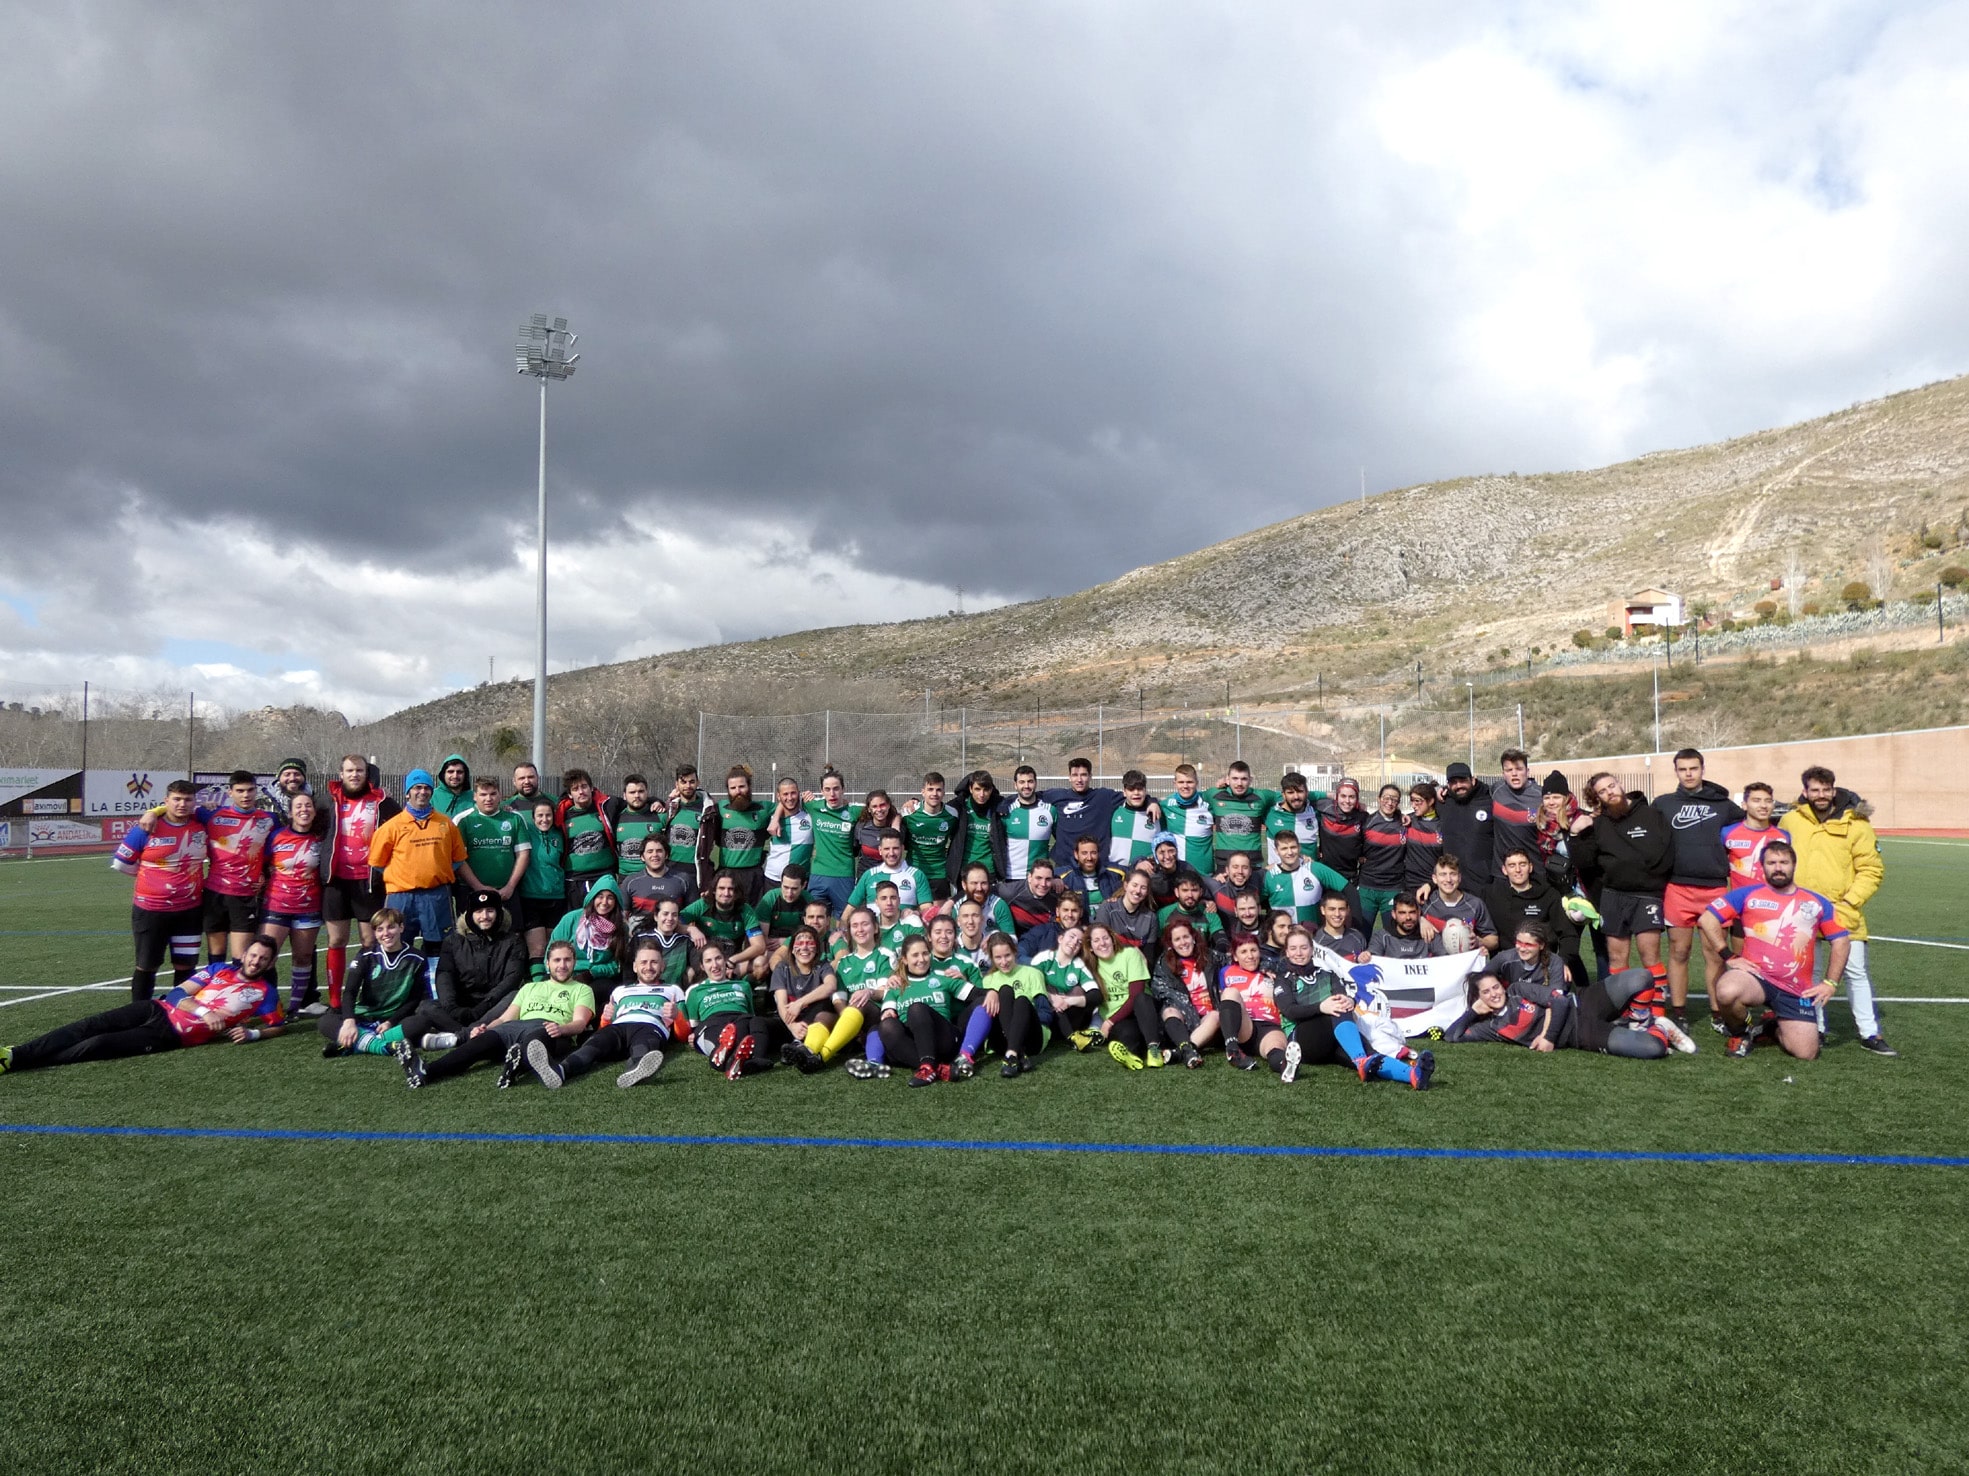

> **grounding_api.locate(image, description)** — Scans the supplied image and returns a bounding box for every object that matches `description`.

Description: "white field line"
[1872,936,1969,951]
[0,947,296,1008]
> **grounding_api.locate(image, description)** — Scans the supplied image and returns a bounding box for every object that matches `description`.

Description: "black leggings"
[10,1000,180,1070]
[558,1021,668,1082]
[1575,968,1667,1058]
[996,987,1044,1055]
[1106,990,1163,1054]
[696,1011,773,1073]
[423,1023,558,1082]
[1281,1012,1346,1066]
[878,1002,956,1068]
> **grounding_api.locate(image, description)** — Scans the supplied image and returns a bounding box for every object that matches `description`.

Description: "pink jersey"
[1706,884,1848,996]
[329,782,388,881]
[1219,963,1280,1024]
[1721,822,1779,888]
[112,816,208,913]
[200,805,275,897]
[161,961,284,1045]
[264,827,326,916]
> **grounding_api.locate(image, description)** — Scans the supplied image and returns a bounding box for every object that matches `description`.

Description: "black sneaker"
[1670,1008,1690,1031]
[496,1040,526,1089]
[1179,1042,1202,1069]
[1224,1040,1251,1070]
[1857,1035,1899,1057]
[390,1039,426,1089]
[1000,1052,1022,1079]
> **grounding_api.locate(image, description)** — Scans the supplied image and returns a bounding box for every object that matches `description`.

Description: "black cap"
[1445,762,1473,780]
[467,889,501,911]
[1543,769,1571,796]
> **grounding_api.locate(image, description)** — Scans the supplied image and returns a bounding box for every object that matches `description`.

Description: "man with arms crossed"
[1650,748,1743,1030]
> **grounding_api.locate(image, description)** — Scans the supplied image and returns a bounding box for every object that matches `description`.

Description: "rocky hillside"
[369,372,1969,739]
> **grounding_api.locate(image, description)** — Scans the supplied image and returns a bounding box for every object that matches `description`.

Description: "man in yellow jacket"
[1781,766,1891,1056]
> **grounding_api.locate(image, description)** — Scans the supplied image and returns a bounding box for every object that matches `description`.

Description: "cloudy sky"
[2,0,1965,719]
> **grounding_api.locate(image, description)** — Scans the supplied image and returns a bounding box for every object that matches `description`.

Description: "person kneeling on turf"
[1447,927,1688,1059]
[321,908,428,1057]
[2,936,287,1075]
[392,940,594,1089]
[1697,839,1849,1062]
[529,933,680,1090]
[681,942,776,1081]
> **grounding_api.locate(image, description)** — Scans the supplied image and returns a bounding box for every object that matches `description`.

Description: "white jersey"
[763,808,814,882]
[1001,800,1057,880]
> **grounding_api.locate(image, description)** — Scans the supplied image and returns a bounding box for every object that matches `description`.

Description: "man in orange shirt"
[368,768,468,977]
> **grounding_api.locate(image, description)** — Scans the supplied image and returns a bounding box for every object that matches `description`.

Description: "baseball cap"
[1445,762,1473,781]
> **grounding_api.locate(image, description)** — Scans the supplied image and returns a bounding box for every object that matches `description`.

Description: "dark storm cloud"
[1,0,1962,624]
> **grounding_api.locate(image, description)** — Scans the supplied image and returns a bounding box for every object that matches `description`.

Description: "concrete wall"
[1544,725,1969,832]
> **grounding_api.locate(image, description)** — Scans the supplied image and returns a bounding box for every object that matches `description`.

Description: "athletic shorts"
[323,876,385,925]
[1663,883,1726,929]
[202,891,262,934]
[515,895,563,933]
[263,909,323,932]
[1757,976,1820,1024]
[131,904,203,970]
[1598,887,1665,939]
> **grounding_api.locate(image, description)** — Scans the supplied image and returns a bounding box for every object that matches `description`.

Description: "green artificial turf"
[2,843,1965,1474]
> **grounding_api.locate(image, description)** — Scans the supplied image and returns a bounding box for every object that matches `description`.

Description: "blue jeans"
[387,887,454,951]
[807,873,855,919]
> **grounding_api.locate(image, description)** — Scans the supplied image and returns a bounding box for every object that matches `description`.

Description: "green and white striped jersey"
[1000,799,1056,879]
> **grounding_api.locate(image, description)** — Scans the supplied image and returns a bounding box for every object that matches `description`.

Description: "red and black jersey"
[1360,812,1409,889]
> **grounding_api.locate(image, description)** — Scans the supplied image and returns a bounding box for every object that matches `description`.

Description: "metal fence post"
[824,710,831,767]
[1235,706,1241,761]
[1097,703,1103,783]
[960,708,967,772]
[1517,703,1524,750]
[696,712,704,776]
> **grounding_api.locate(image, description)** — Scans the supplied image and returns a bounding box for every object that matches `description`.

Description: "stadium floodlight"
[516,313,580,777]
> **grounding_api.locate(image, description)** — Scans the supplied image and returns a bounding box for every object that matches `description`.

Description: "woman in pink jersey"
[263,791,331,1015]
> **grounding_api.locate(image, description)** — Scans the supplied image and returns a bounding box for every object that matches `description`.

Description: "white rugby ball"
[1440,919,1475,954]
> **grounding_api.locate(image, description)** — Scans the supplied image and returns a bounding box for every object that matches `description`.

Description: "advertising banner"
[24,817,109,849]
[0,768,82,816]
[84,770,188,816]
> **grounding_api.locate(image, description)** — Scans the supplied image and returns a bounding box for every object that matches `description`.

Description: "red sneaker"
[710,1022,739,1071]
[725,1032,755,1081]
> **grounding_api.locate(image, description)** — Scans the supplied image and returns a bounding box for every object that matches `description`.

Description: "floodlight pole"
[534,376,548,777]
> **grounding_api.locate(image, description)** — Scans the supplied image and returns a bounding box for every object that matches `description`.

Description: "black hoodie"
[434,905,528,1022]
[1436,783,1496,887]
[1571,792,1673,895]
[1485,872,1581,953]
[1650,781,1745,888]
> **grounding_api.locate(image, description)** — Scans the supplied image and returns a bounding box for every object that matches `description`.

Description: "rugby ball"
[1440,919,1475,955]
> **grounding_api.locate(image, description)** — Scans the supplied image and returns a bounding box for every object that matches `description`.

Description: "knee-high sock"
[819,1006,864,1063]
[325,945,347,1010]
[802,1020,831,1049]
[865,1023,887,1064]
[1161,1011,1191,1050]
[1220,997,1248,1047]
[960,1005,994,1059]
[1374,1054,1411,1082]
[1334,1018,1370,1063]
[287,961,315,1008]
[1645,962,1669,1013]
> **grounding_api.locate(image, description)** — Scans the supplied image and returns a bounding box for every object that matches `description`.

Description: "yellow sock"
[804,1021,830,1050]
[820,1007,864,1063]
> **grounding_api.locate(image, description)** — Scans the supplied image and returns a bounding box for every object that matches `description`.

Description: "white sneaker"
[420,1031,458,1051]
[1655,1015,1698,1055]
[1280,1039,1303,1084]
[298,1001,329,1018]
[525,1036,564,1089]
[616,1050,666,1088]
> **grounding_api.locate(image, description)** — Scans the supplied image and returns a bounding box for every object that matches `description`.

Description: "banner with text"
[85,770,188,816]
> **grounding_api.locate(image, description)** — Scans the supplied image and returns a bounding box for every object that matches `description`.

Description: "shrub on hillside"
[1754,600,1777,620]
[1572,629,1595,649]
[1841,580,1872,609]
[1942,566,1969,589]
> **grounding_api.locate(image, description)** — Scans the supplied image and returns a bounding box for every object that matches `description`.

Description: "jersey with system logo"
[1705,885,1848,995]
[999,799,1055,879]
[198,805,275,897]
[1721,822,1779,887]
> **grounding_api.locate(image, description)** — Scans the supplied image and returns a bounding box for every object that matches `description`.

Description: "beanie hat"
[405,768,436,792]
[1150,831,1178,851]
[277,758,308,778]
[1543,770,1571,797]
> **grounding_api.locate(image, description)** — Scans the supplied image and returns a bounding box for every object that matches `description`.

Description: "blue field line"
[1,1121,1964,1169]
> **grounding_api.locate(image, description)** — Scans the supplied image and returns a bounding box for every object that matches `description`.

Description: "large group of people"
[0,744,1894,1090]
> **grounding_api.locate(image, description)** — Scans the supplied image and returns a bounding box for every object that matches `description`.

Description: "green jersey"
[631,931,694,987]
[563,806,615,879]
[1091,947,1149,1007]
[1157,899,1223,940]
[504,789,553,815]
[955,892,1017,938]
[957,803,995,869]
[613,803,670,876]
[888,971,957,1021]
[878,914,926,955]
[454,807,532,890]
[1263,860,1350,923]
[1035,953,1095,998]
[763,806,815,881]
[847,864,934,912]
[517,823,564,901]
[1162,792,1217,874]
[1204,786,1280,854]
[1000,799,1056,879]
[982,963,1047,1002]
[802,800,862,879]
[749,889,815,940]
[1262,802,1322,869]
[513,978,595,1025]
[683,975,752,1025]
[834,946,898,995]
[902,805,958,880]
[681,897,760,951]
[1107,802,1161,869]
[713,798,772,870]
[927,953,984,1003]
[665,799,708,871]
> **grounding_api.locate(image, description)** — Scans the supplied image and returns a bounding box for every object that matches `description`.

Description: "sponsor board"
[0,768,82,816]
[24,797,70,815]
[25,817,109,849]
[84,770,187,816]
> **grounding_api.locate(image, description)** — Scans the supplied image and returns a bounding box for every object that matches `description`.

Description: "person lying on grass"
[1446,925,1693,1059]
[682,941,777,1081]
[2,936,286,1075]
[392,940,594,1089]
[527,933,681,1090]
